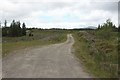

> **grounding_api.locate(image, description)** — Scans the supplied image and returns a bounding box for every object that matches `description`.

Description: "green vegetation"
[3,29,67,57]
[2,20,26,37]
[118,25,120,77]
[72,19,118,78]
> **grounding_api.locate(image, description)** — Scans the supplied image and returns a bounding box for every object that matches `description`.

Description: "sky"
[0,0,119,29]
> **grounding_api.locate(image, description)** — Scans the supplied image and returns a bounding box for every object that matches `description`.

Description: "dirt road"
[3,34,91,78]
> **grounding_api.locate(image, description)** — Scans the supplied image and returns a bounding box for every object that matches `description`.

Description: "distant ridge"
[86,26,97,29]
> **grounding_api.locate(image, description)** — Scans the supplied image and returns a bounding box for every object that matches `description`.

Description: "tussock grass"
[73,31,118,78]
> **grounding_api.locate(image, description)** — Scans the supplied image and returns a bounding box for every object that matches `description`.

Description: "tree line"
[2,20,26,37]
[2,19,120,37]
[97,19,117,31]
[96,19,118,40]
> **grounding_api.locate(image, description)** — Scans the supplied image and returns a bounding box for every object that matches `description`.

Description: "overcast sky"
[0,0,119,29]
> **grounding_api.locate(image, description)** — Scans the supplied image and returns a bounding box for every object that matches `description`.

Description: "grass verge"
[72,31,118,78]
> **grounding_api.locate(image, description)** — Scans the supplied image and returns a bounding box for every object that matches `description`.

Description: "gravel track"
[3,34,91,78]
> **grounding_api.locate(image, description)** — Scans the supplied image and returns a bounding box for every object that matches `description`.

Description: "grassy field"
[3,29,67,57]
[72,30,118,78]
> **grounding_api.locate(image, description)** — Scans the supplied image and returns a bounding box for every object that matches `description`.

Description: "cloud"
[0,0,118,29]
